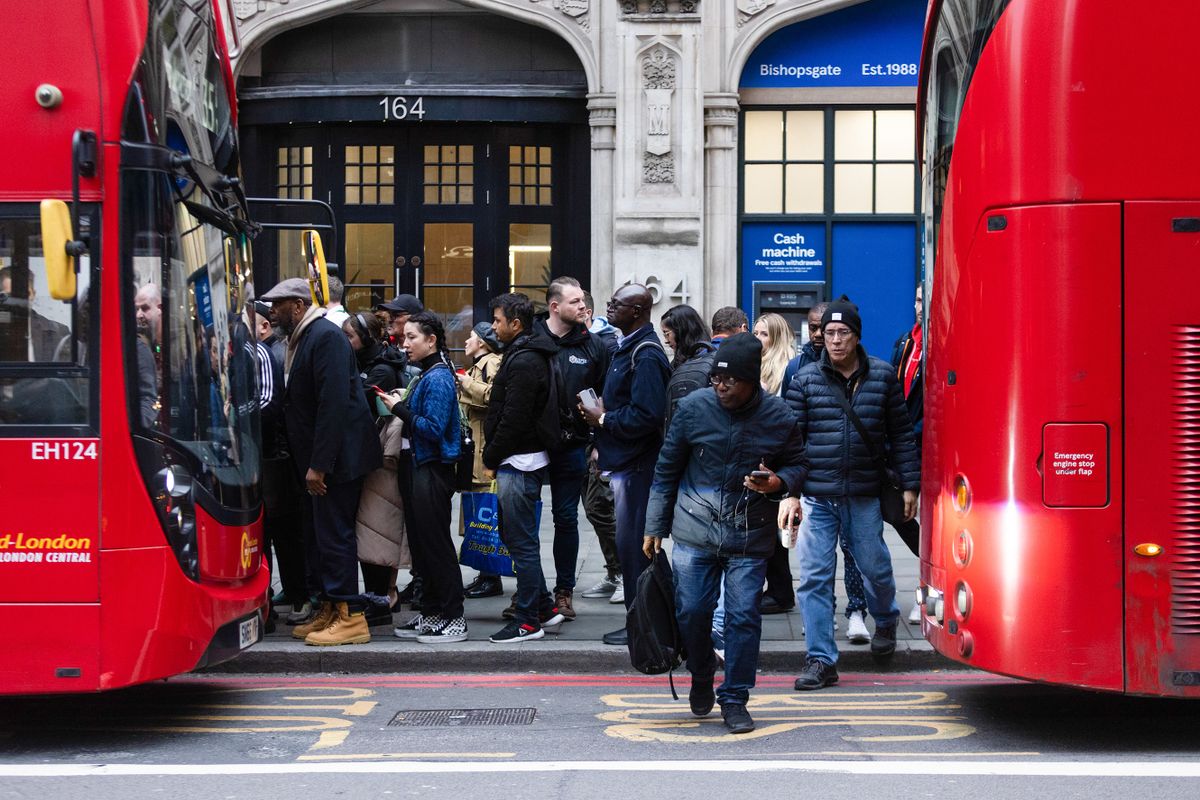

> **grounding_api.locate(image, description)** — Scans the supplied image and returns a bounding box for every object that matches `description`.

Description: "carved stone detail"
[620,0,698,14]
[736,0,775,27]
[643,153,676,184]
[641,46,677,90]
[532,0,590,28]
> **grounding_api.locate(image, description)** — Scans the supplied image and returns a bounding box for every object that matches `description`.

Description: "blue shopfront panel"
[832,222,918,358]
[740,222,826,312]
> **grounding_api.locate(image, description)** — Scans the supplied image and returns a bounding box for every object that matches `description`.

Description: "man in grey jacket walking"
[642,333,805,735]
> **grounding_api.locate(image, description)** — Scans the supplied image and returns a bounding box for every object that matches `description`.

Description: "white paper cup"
[778,526,798,549]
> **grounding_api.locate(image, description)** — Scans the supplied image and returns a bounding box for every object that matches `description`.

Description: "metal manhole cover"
[387,708,537,727]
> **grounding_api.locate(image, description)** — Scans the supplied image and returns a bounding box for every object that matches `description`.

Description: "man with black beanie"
[643,332,805,735]
[781,298,920,690]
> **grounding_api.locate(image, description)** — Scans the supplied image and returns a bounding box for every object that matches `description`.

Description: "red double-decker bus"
[917,0,1200,695]
[0,0,268,693]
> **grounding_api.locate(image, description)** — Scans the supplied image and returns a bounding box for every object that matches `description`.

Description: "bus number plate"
[239,615,260,650]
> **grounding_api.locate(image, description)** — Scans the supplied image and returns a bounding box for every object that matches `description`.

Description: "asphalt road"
[2,671,1199,799]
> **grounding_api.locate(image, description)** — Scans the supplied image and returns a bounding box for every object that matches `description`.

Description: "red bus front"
[0,0,267,694]
[917,0,1200,695]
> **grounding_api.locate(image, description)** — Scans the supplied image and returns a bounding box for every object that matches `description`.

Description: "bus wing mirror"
[39,199,79,301]
[301,229,329,307]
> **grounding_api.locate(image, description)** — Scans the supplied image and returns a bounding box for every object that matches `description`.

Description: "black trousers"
[763,537,796,608]
[300,477,364,609]
[399,454,463,620]
[583,466,621,576]
[264,507,307,603]
[360,562,394,598]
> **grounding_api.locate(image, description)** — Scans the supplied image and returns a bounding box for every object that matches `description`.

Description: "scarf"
[283,304,328,384]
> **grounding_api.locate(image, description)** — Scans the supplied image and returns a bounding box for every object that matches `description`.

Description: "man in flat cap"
[260,277,382,646]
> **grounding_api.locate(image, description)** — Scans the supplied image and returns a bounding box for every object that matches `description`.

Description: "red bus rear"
[0,0,267,694]
[917,0,1200,695]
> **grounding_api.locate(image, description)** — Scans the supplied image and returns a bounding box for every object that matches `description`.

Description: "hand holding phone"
[371,385,387,396]
[578,388,600,411]
[749,470,771,479]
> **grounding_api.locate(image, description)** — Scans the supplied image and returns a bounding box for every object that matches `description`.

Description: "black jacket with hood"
[533,316,610,447]
[356,340,407,417]
[483,328,561,469]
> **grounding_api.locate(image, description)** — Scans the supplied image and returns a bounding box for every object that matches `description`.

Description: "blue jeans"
[610,453,657,610]
[673,541,768,706]
[496,466,552,625]
[798,496,899,665]
[548,446,587,592]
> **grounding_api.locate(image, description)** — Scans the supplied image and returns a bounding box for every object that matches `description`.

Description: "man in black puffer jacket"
[644,333,804,735]
[781,300,920,691]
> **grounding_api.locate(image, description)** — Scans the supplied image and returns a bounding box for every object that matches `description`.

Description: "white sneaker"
[581,575,619,598]
[908,603,922,624]
[609,586,625,605]
[847,610,870,644]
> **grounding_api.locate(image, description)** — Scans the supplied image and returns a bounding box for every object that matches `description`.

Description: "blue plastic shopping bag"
[459,491,541,578]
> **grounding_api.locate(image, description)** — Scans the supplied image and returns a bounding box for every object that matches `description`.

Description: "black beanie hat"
[710,332,762,384]
[821,298,862,338]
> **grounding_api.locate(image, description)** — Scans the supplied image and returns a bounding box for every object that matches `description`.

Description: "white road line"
[1,760,1200,778]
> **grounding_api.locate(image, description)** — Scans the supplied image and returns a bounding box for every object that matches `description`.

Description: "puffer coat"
[459,349,503,487]
[355,415,410,568]
[783,345,920,497]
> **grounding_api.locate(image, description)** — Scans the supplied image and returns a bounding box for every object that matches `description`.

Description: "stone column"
[588,93,617,308]
[703,93,740,320]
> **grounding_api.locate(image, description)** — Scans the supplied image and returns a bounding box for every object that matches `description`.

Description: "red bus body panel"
[921,0,1200,695]
[0,0,266,695]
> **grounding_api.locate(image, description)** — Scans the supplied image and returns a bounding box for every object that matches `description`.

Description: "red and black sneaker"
[489,620,545,643]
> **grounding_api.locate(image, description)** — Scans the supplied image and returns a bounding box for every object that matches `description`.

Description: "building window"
[508,146,553,206]
[833,109,915,213]
[276,146,313,200]
[423,145,474,205]
[742,107,916,216]
[344,145,395,205]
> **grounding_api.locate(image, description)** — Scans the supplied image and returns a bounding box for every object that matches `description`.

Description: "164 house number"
[379,96,427,121]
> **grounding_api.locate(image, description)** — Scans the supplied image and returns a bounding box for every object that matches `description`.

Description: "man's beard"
[277,315,296,336]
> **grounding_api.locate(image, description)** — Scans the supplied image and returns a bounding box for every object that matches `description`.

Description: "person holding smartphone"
[641,333,804,735]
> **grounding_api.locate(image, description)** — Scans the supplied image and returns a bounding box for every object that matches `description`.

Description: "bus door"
[1124,201,1200,696]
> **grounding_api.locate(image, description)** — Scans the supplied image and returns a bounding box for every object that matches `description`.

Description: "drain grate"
[387,708,537,727]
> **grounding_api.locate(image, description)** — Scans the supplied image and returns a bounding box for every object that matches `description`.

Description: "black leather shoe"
[365,604,393,628]
[794,658,839,691]
[721,703,756,734]
[464,576,503,599]
[602,627,628,646]
[759,595,794,615]
[689,677,715,717]
[871,622,897,659]
[397,577,423,608]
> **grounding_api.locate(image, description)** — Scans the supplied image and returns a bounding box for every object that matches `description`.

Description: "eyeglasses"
[606,299,640,311]
[710,374,740,389]
[823,327,854,341]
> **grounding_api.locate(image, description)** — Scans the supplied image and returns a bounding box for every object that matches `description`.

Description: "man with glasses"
[780,298,920,690]
[578,284,671,646]
[642,332,805,734]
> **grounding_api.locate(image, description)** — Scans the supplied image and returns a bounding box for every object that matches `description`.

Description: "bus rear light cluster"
[954,581,973,621]
[952,474,972,515]
[953,529,973,568]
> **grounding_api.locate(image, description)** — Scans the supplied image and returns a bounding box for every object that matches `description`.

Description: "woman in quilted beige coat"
[456,322,505,598]
[355,394,409,616]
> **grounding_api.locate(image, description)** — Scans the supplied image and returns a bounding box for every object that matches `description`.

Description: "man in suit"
[260,277,382,647]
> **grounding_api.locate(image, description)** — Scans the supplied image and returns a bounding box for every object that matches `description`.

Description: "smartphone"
[749,470,771,479]
[578,387,600,411]
[371,385,387,396]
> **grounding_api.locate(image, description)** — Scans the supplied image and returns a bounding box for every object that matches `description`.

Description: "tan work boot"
[305,602,371,646]
[291,601,335,639]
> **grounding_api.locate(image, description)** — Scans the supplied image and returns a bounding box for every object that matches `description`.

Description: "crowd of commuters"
[245,270,924,736]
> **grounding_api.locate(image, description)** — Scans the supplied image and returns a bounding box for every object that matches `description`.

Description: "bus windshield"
[120,0,259,511]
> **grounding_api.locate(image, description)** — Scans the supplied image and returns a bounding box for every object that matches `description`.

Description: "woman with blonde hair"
[753,313,796,396]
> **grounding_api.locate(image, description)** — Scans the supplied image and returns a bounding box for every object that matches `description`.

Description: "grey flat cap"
[258,277,312,302]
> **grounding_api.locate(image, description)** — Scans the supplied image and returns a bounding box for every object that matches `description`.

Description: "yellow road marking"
[123,715,354,734]
[310,731,350,751]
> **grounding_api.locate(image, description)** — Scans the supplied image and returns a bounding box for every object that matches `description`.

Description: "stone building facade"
[226,0,924,356]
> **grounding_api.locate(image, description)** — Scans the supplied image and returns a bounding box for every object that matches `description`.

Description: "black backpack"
[626,551,686,699]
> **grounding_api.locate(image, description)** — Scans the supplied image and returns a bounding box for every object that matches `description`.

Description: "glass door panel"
[344,223,395,312]
[422,222,474,354]
[508,223,552,312]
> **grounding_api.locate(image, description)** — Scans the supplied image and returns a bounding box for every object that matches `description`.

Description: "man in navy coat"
[260,277,382,646]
